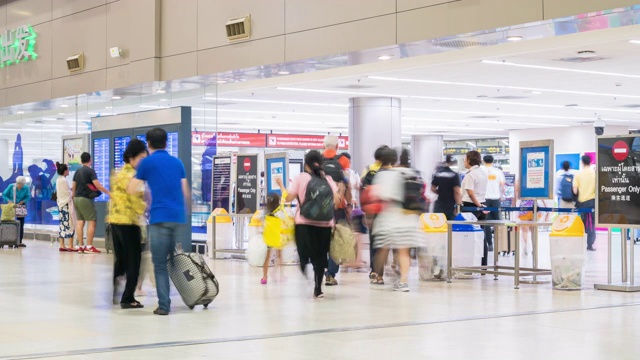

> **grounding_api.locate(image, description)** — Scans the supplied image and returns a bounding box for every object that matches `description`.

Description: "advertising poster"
[597,135,640,226]
[266,156,286,195]
[63,137,85,171]
[519,140,553,199]
[235,154,258,213]
[212,155,231,212]
[501,173,516,207]
[555,153,580,172]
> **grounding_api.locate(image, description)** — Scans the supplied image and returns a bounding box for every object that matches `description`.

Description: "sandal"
[370,277,385,285]
[369,272,378,280]
[120,301,144,309]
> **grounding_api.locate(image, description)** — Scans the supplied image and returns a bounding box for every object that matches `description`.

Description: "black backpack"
[300,175,335,221]
[322,155,344,183]
[402,169,427,212]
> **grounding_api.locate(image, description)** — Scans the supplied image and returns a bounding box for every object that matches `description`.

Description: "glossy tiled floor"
[0,232,638,360]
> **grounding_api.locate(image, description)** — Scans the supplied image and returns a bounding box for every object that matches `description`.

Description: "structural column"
[349,97,402,174]
[411,135,443,182]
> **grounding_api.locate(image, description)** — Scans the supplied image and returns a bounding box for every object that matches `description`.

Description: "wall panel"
[198,0,284,50]
[6,0,52,28]
[543,0,638,19]
[198,36,285,75]
[285,0,395,33]
[51,6,107,78]
[106,0,130,68]
[6,80,51,105]
[6,22,52,87]
[285,15,396,62]
[160,52,197,81]
[106,64,129,89]
[51,69,106,98]
[397,0,459,12]
[52,0,106,19]
[160,0,197,57]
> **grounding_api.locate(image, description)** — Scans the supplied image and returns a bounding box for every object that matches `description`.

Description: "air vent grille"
[556,56,607,63]
[336,84,377,90]
[66,53,84,73]
[226,15,251,41]
[433,39,488,49]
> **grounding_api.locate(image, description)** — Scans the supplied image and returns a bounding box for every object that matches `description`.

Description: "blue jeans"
[577,199,596,249]
[326,256,339,277]
[149,222,190,312]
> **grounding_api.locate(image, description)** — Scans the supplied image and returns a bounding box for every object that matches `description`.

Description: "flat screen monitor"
[113,136,131,171]
[92,138,110,202]
[136,132,179,158]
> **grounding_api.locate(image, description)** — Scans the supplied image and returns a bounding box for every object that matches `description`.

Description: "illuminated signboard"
[0,25,37,68]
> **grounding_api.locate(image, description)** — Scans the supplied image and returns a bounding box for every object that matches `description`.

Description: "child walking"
[261,188,292,284]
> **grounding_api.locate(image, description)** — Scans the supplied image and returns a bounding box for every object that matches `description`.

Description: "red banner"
[191,132,267,147]
[192,132,349,149]
[266,134,349,149]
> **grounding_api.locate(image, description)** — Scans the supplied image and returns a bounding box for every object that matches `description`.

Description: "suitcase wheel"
[203,303,209,309]
[188,306,195,310]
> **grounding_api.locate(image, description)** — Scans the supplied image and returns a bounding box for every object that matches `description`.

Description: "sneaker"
[153,308,169,316]
[67,247,78,252]
[18,243,26,248]
[260,278,267,285]
[325,275,338,286]
[85,246,102,254]
[77,246,85,254]
[394,282,410,292]
[59,248,68,252]
[314,288,324,298]
[587,247,596,251]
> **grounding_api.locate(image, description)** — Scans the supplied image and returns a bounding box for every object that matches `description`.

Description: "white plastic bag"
[246,234,268,267]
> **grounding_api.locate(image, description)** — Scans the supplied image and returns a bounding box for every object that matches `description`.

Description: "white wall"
[509,125,629,195]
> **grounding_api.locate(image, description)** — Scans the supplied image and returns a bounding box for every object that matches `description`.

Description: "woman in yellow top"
[109,139,148,309]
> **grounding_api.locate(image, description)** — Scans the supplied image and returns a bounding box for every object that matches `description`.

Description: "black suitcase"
[0,221,20,248]
[168,252,219,309]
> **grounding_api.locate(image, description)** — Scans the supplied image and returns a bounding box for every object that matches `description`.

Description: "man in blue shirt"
[128,128,191,316]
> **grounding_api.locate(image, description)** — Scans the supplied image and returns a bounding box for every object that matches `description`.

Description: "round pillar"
[348,97,402,174]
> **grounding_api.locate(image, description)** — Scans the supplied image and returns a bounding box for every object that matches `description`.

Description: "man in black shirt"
[431,155,461,220]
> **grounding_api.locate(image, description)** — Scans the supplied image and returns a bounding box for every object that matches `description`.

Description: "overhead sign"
[266,134,349,149]
[0,25,37,67]
[444,146,509,156]
[597,135,640,227]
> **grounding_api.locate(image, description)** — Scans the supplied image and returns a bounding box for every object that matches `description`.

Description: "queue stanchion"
[418,213,448,281]
[549,214,586,290]
[206,208,233,259]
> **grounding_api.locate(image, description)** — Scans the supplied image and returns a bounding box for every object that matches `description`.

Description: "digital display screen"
[63,137,84,171]
[136,132,179,158]
[113,136,131,171]
[92,138,110,202]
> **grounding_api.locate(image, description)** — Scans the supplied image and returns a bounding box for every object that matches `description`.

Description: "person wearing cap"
[2,176,30,247]
[431,155,461,220]
[481,155,505,252]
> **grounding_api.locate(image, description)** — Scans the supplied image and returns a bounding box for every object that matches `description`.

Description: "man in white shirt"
[481,155,505,252]
[461,150,489,265]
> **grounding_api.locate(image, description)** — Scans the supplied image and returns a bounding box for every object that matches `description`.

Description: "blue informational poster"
[266,157,286,196]
[555,153,580,172]
[520,141,553,199]
[92,138,110,202]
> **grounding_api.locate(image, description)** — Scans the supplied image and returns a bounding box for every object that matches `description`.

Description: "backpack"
[560,173,577,202]
[300,175,335,221]
[322,155,344,183]
[361,167,377,189]
[402,169,427,213]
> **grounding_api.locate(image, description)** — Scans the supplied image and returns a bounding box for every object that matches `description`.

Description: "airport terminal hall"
[2,1,640,359]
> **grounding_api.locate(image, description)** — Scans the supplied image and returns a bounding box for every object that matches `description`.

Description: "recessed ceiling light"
[216,80,227,84]
[58,113,65,115]
[277,71,290,75]
[105,106,113,109]
[156,90,166,94]
[111,96,121,100]
[506,36,523,41]
[377,55,393,60]
[629,40,640,44]
[482,60,640,78]
[17,111,24,114]
[60,104,69,108]
[159,98,168,102]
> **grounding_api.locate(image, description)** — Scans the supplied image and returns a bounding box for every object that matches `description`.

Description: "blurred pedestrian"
[431,155,461,220]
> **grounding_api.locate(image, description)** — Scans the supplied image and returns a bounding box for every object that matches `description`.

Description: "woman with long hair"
[55,163,76,252]
[277,150,340,298]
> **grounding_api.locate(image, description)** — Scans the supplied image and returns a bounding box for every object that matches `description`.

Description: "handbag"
[87,183,102,199]
[263,212,294,249]
[330,222,356,264]
[11,184,27,218]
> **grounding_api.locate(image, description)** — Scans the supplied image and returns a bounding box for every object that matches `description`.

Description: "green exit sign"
[0,25,37,68]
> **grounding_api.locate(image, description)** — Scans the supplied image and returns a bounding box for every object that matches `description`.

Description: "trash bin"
[549,214,586,290]
[452,213,484,279]
[418,213,448,281]
[248,211,263,238]
[206,208,233,259]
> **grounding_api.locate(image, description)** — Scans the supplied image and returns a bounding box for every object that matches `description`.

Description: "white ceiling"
[2,23,640,143]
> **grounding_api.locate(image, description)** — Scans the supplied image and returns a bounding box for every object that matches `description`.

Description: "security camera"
[593,119,605,136]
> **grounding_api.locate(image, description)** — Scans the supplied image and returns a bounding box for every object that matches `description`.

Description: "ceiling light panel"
[481,60,640,79]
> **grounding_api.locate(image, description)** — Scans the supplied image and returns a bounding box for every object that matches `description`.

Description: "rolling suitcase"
[168,252,219,309]
[0,221,20,248]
